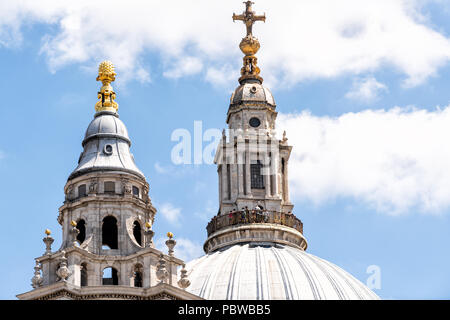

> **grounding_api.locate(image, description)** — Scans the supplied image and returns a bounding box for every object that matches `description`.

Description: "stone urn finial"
[165,232,176,256]
[56,251,71,282]
[156,254,168,284]
[43,229,54,255]
[70,220,80,247]
[144,222,154,248]
[31,260,43,289]
[178,264,191,290]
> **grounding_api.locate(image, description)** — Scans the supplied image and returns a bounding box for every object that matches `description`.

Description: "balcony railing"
[206,209,303,237]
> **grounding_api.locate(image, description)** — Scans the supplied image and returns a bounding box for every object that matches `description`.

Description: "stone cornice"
[17,282,202,300]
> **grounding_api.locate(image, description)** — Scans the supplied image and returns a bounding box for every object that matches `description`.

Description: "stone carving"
[178,264,191,290]
[88,180,98,194]
[56,251,71,282]
[42,229,54,255]
[70,220,80,247]
[65,185,74,201]
[31,261,43,289]
[155,254,168,284]
[122,179,132,194]
[144,222,155,248]
[165,232,176,256]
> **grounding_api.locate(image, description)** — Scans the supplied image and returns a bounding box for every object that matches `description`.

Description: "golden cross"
[233,1,266,37]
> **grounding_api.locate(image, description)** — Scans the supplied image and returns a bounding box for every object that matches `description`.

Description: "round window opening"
[103,144,113,155]
[250,86,257,94]
[249,117,261,128]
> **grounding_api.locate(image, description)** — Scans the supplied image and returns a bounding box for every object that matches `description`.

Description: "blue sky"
[1,0,450,299]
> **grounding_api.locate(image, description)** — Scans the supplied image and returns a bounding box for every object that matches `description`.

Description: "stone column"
[221,163,228,201]
[265,153,271,198]
[284,158,290,202]
[245,149,251,196]
[237,152,244,196]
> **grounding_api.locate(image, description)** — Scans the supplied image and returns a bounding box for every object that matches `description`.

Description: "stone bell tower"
[17,61,200,300]
[204,1,307,253]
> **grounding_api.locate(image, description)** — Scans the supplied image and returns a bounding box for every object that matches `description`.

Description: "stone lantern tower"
[17,61,200,300]
[185,2,379,300]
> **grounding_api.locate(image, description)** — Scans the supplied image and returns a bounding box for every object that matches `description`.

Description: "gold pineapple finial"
[44,229,51,236]
[95,61,119,113]
[233,1,266,84]
[167,232,174,239]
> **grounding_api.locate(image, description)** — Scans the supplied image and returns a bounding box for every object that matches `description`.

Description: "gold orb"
[45,229,51,236]
[145,222,152,229]
[239,37,260,56]
[167,232,174,239]
[70,220,77,227]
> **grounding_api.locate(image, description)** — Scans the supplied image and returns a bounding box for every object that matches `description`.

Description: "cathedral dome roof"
[230,81,275,107]
[84,111,130,143]
[68,111,144,180]
[186,243,379,300]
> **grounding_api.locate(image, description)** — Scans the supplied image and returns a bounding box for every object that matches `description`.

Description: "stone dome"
[186,243,379,300]
[84,111,130,143]
[68,111,144,180]
[230,81,275,107]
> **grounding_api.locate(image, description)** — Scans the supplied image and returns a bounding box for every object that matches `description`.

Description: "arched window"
[102,216,118,249]
[76,219,86,244]
[251,160,265,189]
[102,267,118,285]
[133,265,143,288]
[80,262,88,287]
[133,221,142,246]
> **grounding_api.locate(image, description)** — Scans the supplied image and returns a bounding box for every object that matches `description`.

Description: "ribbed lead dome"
[186,243,379,300]
[68,111,144,180]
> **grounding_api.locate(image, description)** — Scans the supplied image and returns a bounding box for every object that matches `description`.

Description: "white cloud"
[277,106,450,214]
[345,77,388,102]
[163,56,203,79]
[154,237,203,262]
[1,1,450,86]
[159,203,182,225]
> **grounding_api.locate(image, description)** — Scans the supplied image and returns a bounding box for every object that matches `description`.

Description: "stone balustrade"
[206,209,303,236]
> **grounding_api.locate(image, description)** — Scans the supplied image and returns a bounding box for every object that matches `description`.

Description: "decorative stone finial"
[43,230,54,255]
[155,254,168,284]
[144,222,154,248]
[94,61,119,113]
[282,130,288,143]
[70,221,80,247]
[166,232,176,256]
[178,264,191,290]
[56,251,71,282]
[31,260,43,289]
[233,1,266,84]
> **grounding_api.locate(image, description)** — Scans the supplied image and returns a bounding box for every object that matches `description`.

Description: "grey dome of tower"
[230,82,275,108]
[69,110,144,180]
